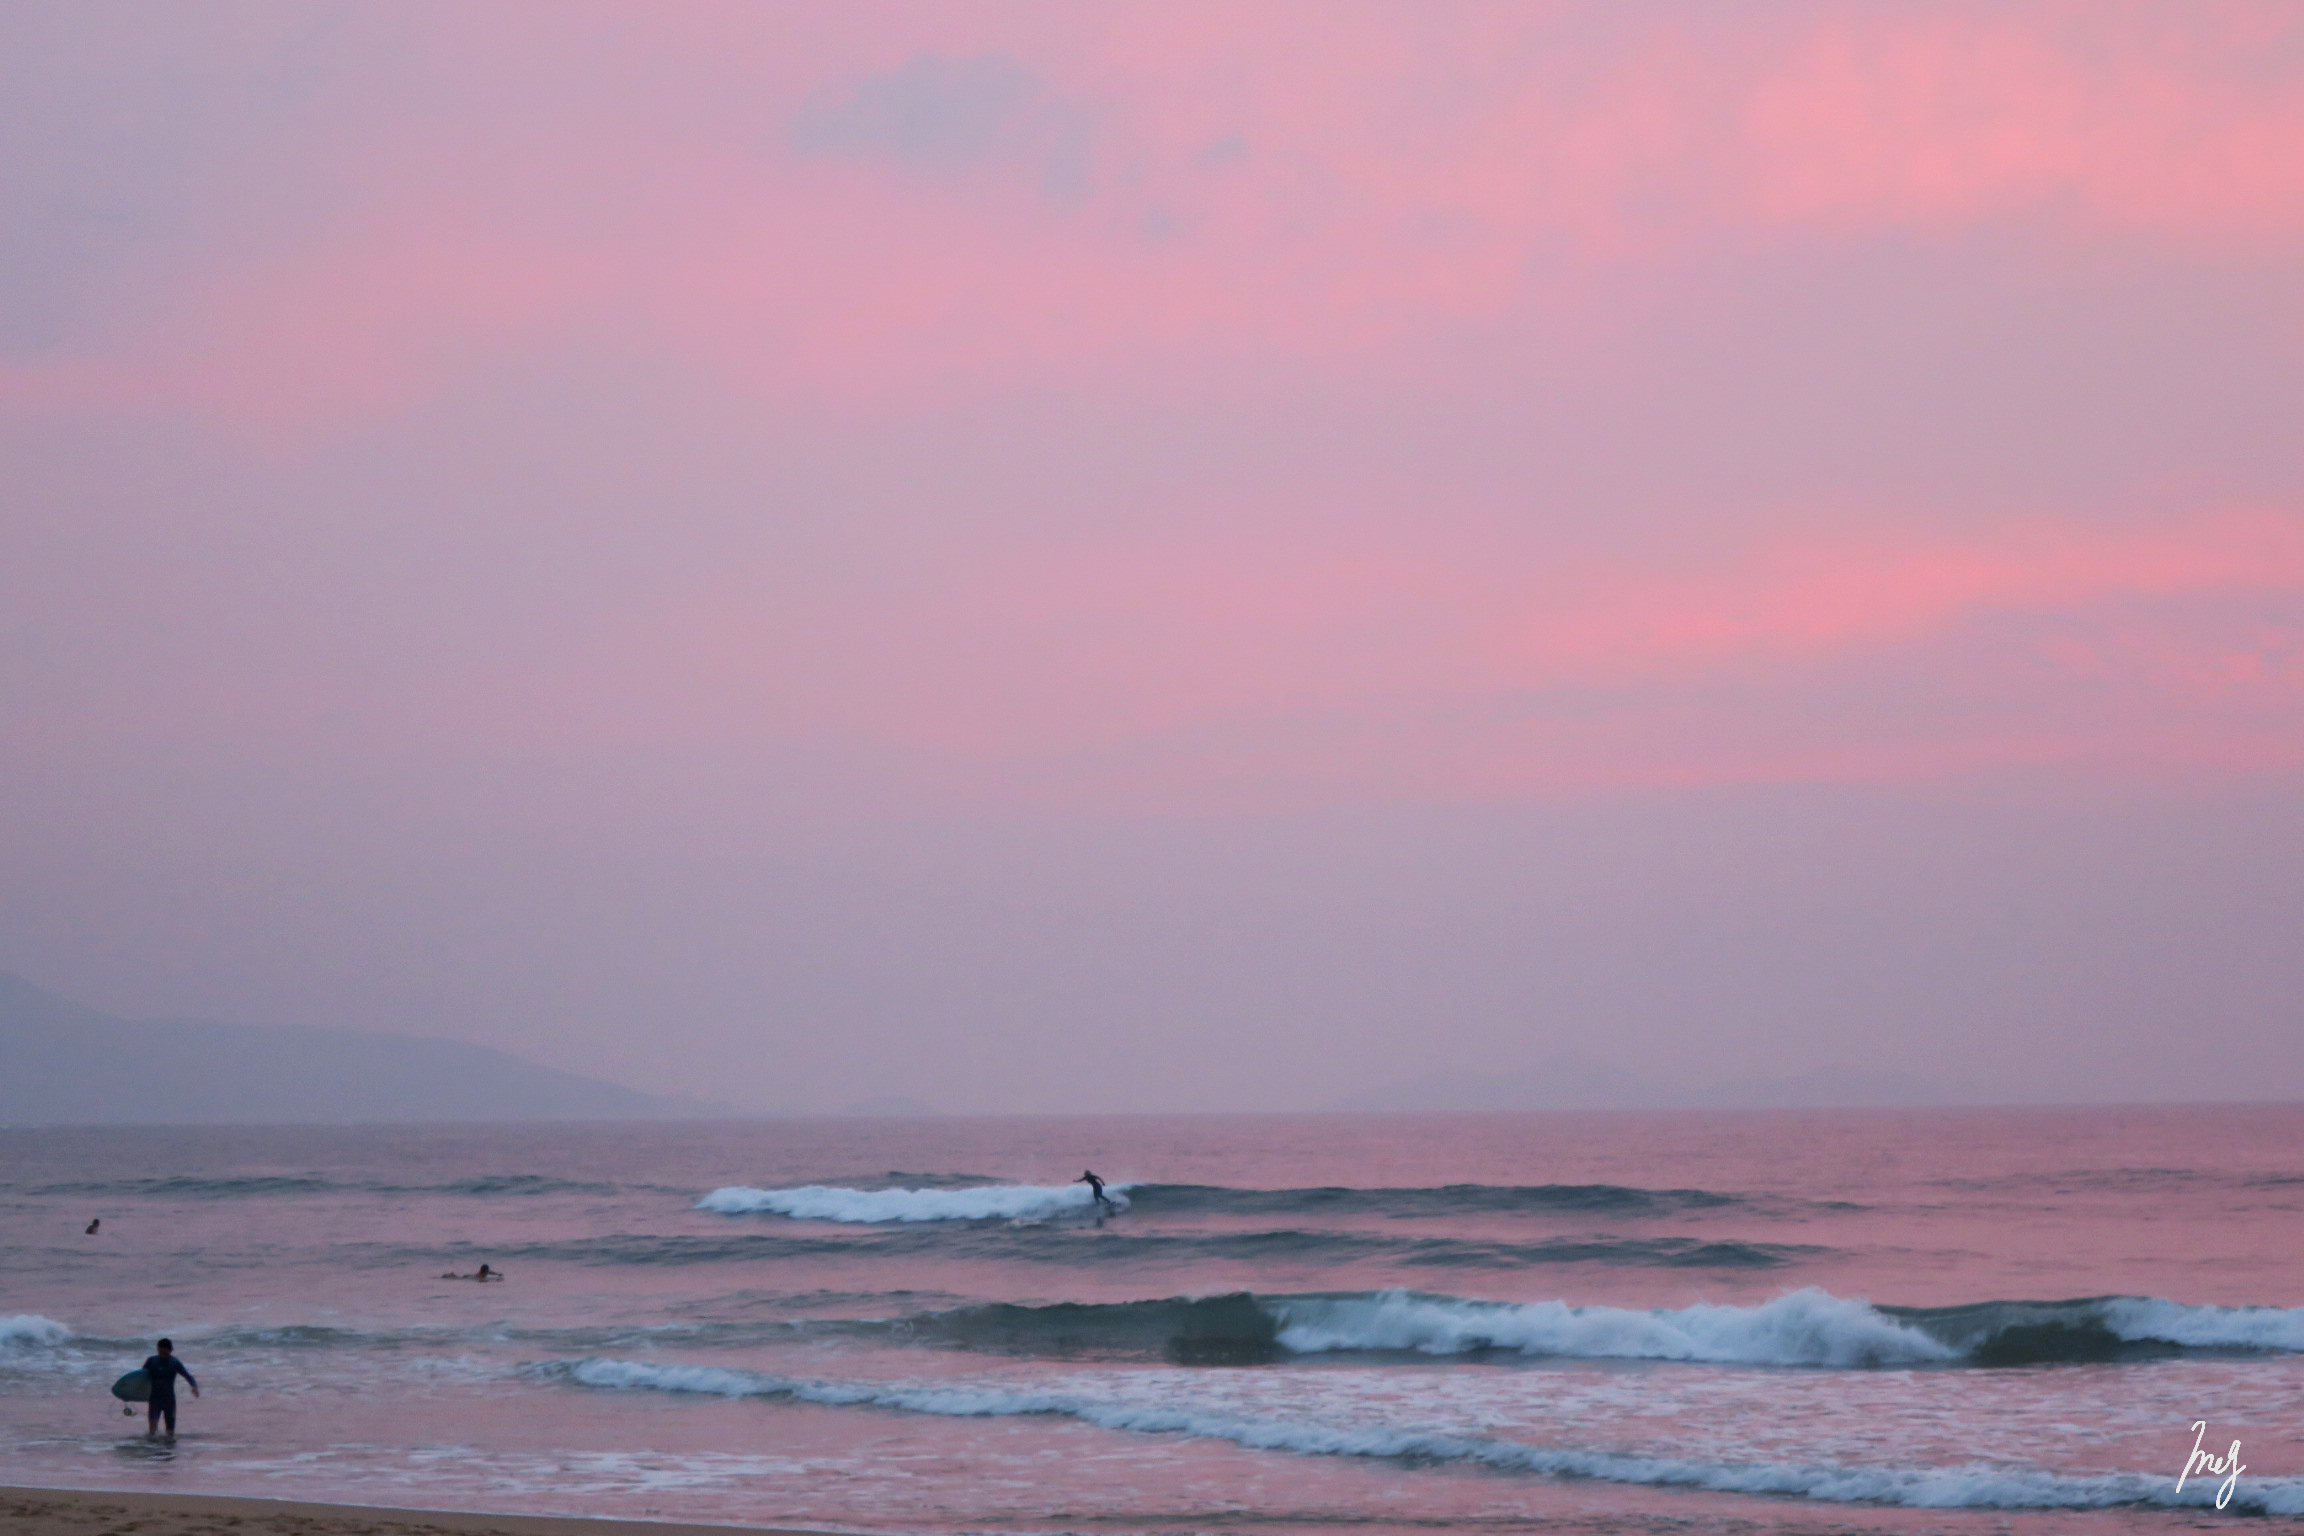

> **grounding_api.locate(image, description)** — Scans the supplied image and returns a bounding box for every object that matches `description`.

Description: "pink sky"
[3,2,2301,1111]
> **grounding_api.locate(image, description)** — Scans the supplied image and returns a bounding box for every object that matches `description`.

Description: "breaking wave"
[696,1179,1760,1222]
[1271,1289,1949,1365]
[881,1288,2304,1367]
[1886,1293,2304,1363]
[698,1182,1131,1222]
[885,1290,1941,1366]
[0,1315,72,1350]
[24,1287,2297,1375]
[547,1355,2304,1514]
[1298,1289,2304,1363]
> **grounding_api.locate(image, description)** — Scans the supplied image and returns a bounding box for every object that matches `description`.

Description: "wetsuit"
[143,1353,196,1434]
[1080,1172,1113,1212]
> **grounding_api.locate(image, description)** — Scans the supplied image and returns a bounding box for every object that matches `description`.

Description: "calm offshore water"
[2,1107,2301,1535]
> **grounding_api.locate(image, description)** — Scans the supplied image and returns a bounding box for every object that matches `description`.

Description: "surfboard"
[110,1370,150,1403]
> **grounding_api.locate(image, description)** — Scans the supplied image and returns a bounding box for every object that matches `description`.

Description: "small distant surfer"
[142,1338,198,1438]
[1076,1170,1115,1214]
[85,1218,99,1235]
[438,1264,503,1281]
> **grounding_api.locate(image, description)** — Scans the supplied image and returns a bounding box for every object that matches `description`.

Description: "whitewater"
[553,1355,2304,1516]
[4,1107,2301,1536]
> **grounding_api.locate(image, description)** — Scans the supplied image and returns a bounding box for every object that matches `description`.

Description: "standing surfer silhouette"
[142,1338,198,1438]
[1076,1170,1115,1214]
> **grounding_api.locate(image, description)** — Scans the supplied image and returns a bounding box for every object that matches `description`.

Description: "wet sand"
[0,1487,826,1536]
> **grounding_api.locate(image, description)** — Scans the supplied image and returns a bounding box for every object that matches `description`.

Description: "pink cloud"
[396,504,2304,808]
[1739,8,2304,243]
[8,4,2302,431]
[1500,509,2304,681]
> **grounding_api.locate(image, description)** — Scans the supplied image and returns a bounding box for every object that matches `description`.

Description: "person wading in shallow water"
[1076,1170,1115,1214]
[143,1338,198,1438]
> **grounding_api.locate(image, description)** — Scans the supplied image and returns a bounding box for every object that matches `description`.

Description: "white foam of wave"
[696,1182,1129,1222]
[0,1315,72,1349]
[1269,1288,1956,1367]
[2104,1296,2304,1352]
[559,1357,2304,1514]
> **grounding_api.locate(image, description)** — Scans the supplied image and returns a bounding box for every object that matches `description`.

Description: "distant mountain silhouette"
[1329,1053,1960,1112]
[0,973,732,1125]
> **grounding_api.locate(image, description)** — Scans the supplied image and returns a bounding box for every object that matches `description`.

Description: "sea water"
[2,1107,2301,1534]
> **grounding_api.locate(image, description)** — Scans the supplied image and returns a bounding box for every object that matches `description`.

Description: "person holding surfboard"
[140,1338,198,1437]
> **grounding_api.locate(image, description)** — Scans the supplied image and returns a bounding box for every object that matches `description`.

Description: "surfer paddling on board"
[1076,1170,1116,1214]
[142,1339,198,1438]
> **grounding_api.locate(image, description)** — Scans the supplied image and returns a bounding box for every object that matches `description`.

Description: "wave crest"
[1273,1289,1952,1366]
[1890,1294,2304,1362]
[0,1315,72,1350]
[880,1288,2304,1367]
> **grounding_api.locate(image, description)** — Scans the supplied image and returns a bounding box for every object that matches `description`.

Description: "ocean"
[2,1107,2300,1534]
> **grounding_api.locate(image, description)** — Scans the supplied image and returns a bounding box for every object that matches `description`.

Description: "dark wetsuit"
[1080,1171,1113,1213]
[143,1353,196,1434]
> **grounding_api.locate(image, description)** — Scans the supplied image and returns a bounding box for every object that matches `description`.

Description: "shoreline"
[0,1485,837,1536]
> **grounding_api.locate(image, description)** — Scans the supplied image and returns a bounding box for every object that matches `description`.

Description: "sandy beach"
[0,1487,821,1536]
